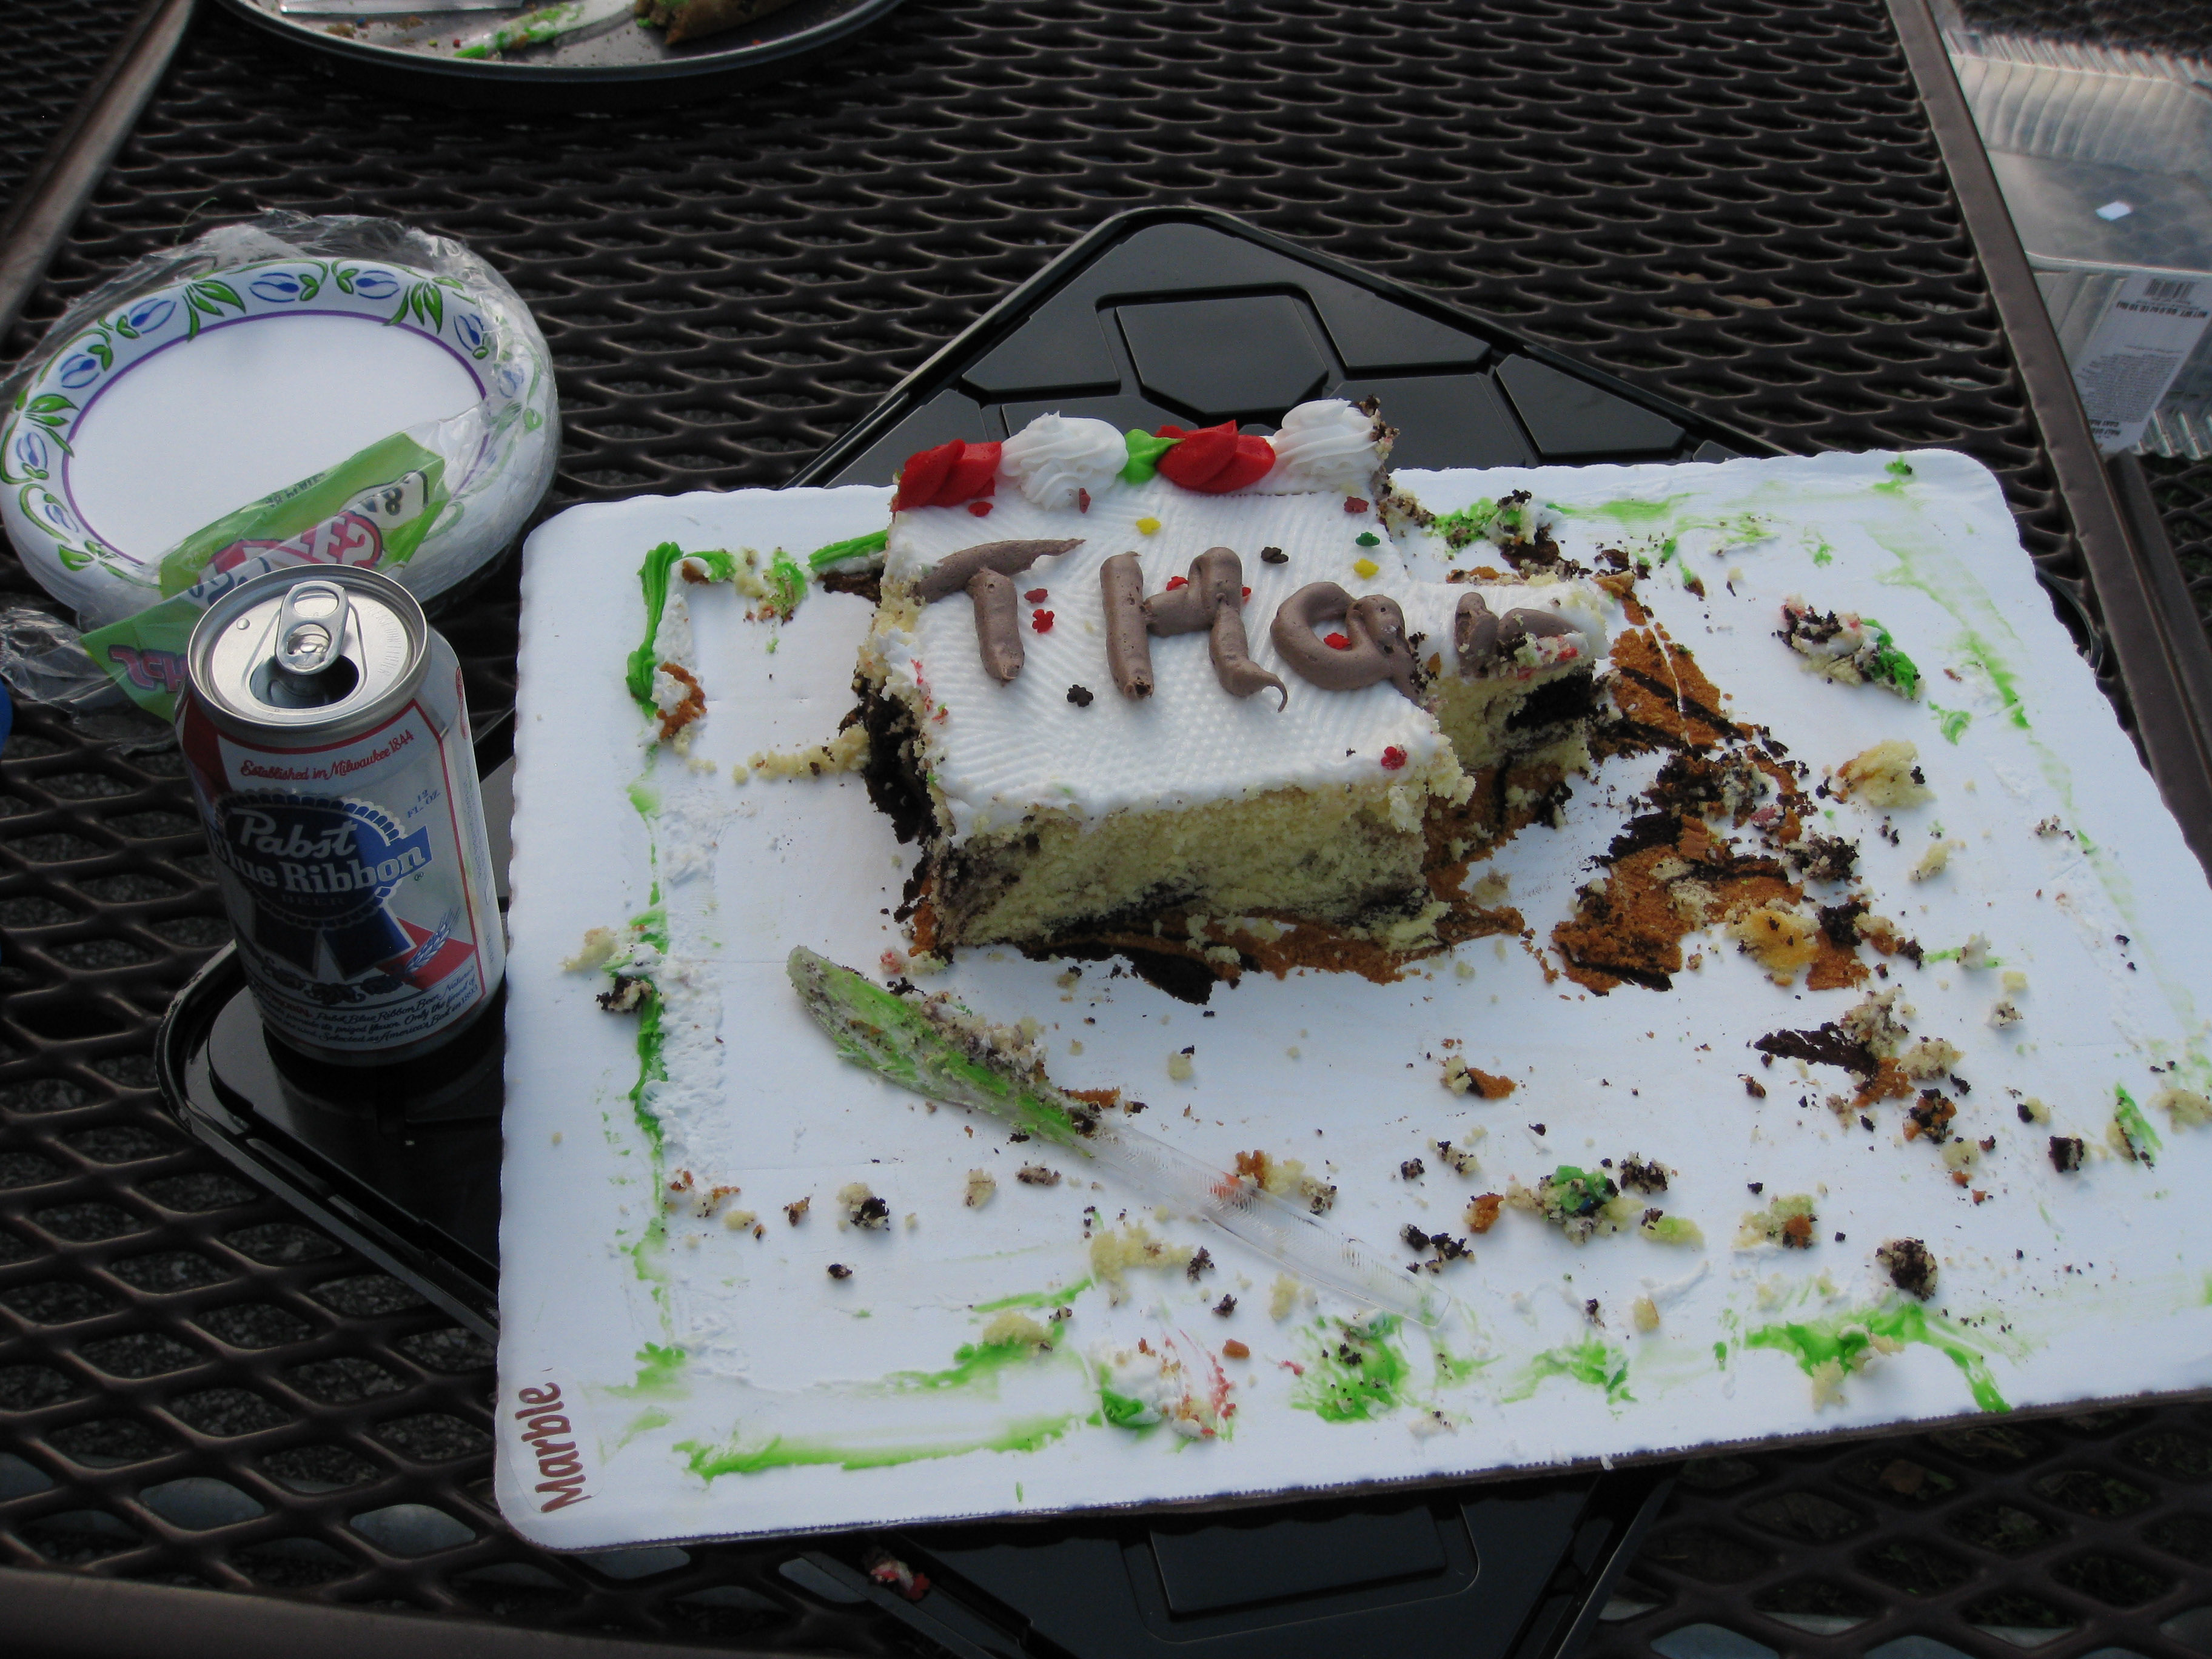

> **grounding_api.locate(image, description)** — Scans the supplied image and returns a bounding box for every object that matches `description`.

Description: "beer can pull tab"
[275,580,350,683]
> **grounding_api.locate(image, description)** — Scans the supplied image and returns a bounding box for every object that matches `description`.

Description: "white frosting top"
[1250,398,1387,495]
[996,413,1127,509]
[868,438,1607,844]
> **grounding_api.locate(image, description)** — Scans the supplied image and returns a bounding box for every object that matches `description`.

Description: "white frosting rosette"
[996,413,1127,509]
[1252,398,1388,494]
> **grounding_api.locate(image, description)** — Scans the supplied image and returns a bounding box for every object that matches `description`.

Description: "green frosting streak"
[1121,429,1178,484]
[2116,1085,2162,1165]
[626,541,691,706]
[1954,630,2030,730]
[1577,494,1688,525]
[1811,540,1835,567]
[609,1342,687,1398]
[885,1335,1056,1395]
[1874,455,1915,494]
[1747,1301,2008,1413]
[1290,1316,1414,1422]
[1929,702,1972,743]
[1506,1338,1633,1404]
[808,528,889,572]
[1859,616,1921,698]
[1432,498,1501,549]
[974,1279,1091,1312]
[629,990,667,1165]
[786,950,1090,1147]
[678,1414,1079,1478]
[1713,1341,1729,1369]
[628,780,660,817]
[631,900,669,953]
[1099,1388,1151,1429]
[764,551,807,620]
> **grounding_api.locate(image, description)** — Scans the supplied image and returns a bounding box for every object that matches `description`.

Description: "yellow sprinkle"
[1353,557,1379,578]
[1135,516,1160,535]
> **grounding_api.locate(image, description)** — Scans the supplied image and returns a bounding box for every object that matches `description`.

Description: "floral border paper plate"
[1,253,555,625]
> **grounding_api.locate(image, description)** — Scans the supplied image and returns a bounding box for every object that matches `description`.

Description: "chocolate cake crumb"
[1260,545,1288,564]
[1906,1091,1957,1144]
[1016,1164,1062,1187]
[1754,1022,1877,1078]
[1067,684,1094,707]
[827,1262,852,1279]
[785,1196,811,1225]
[1743,1075,1769,1098]
[1213,1295,1237,1316]
[1618,1155,1668,1194]
[1876,1237,1937,1299]
[2049,1135,2086,1173]
[1185,1247,1215,1281]
[1400,1158,1425,1181]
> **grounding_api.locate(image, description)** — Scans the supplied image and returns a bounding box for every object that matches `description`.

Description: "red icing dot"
[1164,575,1188,590]
[1024,588,1048,603]
[1077,488,1091,513]
[1031,609,1055,633]
[1345,497,1369,514]
[967,500,993,517]
[1381,746,1407,771]
[1241,586,1251,599]
[1324,631,1352,650]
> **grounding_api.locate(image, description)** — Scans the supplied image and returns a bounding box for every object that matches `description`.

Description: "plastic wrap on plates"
[0,212,557,716]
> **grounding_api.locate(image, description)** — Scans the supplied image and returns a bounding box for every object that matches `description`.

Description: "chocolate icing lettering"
[1100,552,1153,699]
[1455,589,1580,675]
[914,538,1082,604]
[967,568,1024,682]
[1141,546,1285,708]
[1272,581,1422,699]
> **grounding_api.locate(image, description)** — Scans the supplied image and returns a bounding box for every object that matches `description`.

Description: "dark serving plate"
[212,0,904,109]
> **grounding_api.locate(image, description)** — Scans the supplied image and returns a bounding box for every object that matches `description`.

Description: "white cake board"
[497,452,2212,1550]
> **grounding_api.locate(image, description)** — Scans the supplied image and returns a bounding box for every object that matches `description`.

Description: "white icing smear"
[874,477,1604,843]
[1248,397,1389,494]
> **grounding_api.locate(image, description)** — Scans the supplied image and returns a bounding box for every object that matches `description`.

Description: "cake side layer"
[928,779,1445,950]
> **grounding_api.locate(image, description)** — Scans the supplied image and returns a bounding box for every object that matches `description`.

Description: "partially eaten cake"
[852,400,1610,960]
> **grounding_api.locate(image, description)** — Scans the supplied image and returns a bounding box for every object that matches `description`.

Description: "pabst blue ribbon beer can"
[177,566,504,1065]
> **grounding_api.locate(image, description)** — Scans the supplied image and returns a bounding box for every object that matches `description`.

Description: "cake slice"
[853,401,1609,961]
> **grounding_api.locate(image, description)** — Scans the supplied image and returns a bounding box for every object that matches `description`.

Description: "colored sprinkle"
[1355,531,1381,547]
[1135,516,1161,535]
[1031,609,1055,633]
[967,500,993,517]
[1344,497,1369,514]
[1164,575,1188,590]
[1024,588,1048,603]
[1380,746,1407,771]
[1352,557,1380,578]
[1324,632,1352,650]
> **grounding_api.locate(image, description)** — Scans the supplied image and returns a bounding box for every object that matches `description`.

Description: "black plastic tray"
[793,205,1775,489]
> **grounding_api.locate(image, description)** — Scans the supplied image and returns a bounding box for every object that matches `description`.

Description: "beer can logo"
[211,791,472,997]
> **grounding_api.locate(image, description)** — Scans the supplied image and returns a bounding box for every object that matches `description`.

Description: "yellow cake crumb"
[1727,904,1821,984]
[2157,1087,2212,1128]
[1089,1224,1193,1298]
[722,1207,757,1231]
[1167,1050,1194,1081]
[561,926,622,973]
[1833,739,1932,808]
[1269,1274,1302,1320]
[749,723,868,781]
[964,1169,997,1208]
[1911,839,1962,881]
[1632,1295,1660,1333]
[978,1311,1054,1351]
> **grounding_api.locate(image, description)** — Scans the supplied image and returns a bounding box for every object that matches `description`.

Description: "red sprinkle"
[1024,588,1048,603]
[1345,497,1369,514]
[1241,586,1251,599]
[1381,746,1408,771]
[1324,631,1352,650]
[967,500,993,516]
[1077,488,1091,513]
[1165,575,1188,591]
[1031,609,1055,632]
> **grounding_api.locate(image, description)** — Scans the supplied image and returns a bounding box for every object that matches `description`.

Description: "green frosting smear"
[1289,1316,1415,1423]
[1929,701,1972,743]
[974,1279,1091,1313]
[1747,1301,2009,1413]
[625,543,736,706]
[808,528,889,573]
[2115,1084,2162,1165]
[1121,429,1179,484]
[609,1342,687,1399]
[1858,615,1921,698]
[678,1414,1079,1478]
[1507,1338,1632,1404]
[1874,455,1915,494]
[886,1335,1058,1395]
